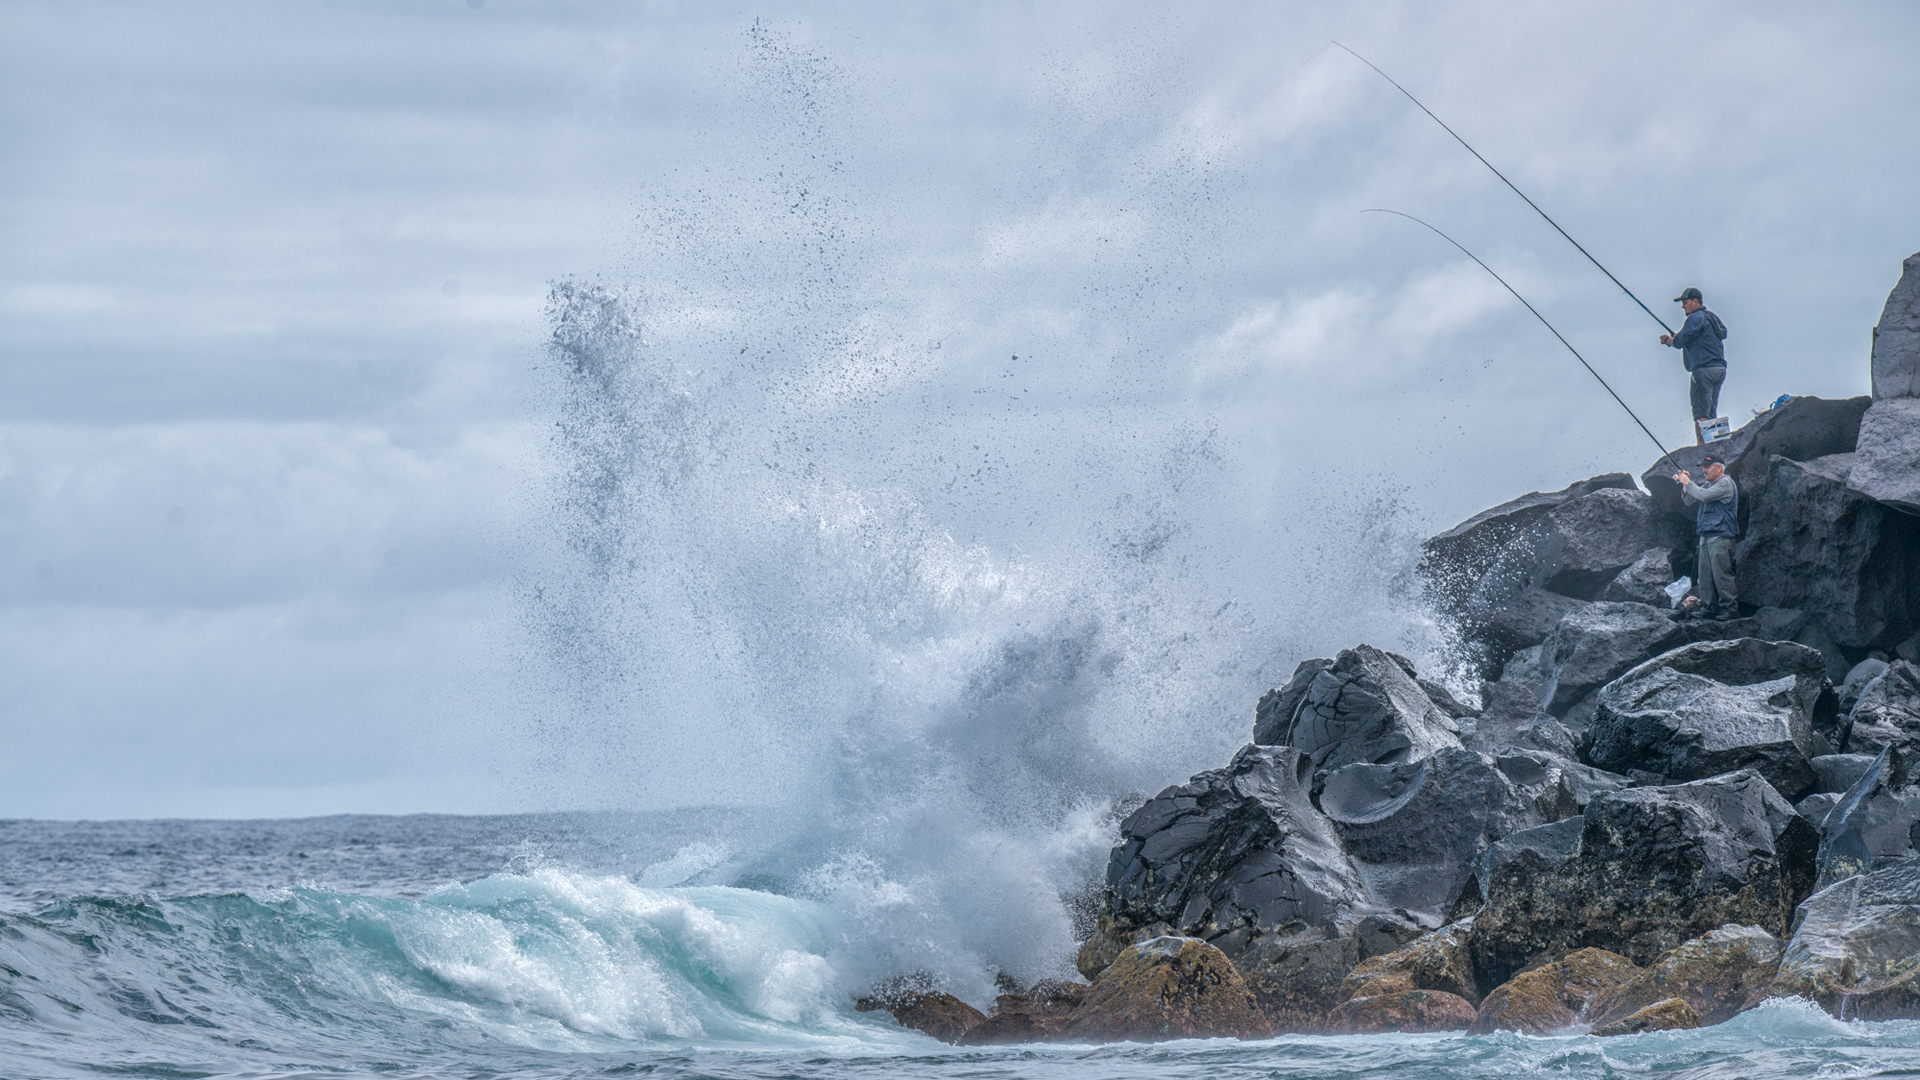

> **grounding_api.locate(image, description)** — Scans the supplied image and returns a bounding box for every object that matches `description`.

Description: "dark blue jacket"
[1684,476,1739,537]
[1670,308,1728,371]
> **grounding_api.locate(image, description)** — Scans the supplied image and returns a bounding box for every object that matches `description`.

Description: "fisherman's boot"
[1713,604,1738,622]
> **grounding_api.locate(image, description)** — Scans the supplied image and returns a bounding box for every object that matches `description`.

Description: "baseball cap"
[1674,287,1703,302]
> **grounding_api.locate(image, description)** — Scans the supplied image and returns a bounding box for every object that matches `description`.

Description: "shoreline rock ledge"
[861,250,1920,1044]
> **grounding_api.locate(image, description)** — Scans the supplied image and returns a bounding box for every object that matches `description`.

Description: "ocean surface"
[2,813,1917,1080]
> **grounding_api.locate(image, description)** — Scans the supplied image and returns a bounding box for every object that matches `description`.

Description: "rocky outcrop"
[1467,948,1640,1035]
[1058,937,1271,1042]
[1262,645,1462,779]
[1324,987,1477,1034]
[1844,660,1920,785]
[1230,927,1361,1033]
[1333,921,1478,1006]
[1087,744,1367,976]
[1318,748,1543,917]
[1769,860,1920,1019]
[1851,252,1920,512]
[1587,648,1820,800]
[1470,771,1818,990]
[956,980,1087,1044]
[1585,924,1782,1029]
[1640,395,1870,520]
[1593,997,1700,1036]
[1737,454,1920,649]
[855,986,985,1043]
[1537,602,1685,716]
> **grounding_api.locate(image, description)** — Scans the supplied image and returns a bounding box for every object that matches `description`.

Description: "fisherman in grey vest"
[1674,453,1739,620]
[1659,287,1729,445]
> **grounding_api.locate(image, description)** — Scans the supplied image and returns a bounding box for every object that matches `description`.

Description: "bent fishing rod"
[1363,208,1682,476]
[1333,42,1676,337]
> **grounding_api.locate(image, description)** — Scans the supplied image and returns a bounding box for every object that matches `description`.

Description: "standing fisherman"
[1674,453,1739,621]
[1659,287,1729,444]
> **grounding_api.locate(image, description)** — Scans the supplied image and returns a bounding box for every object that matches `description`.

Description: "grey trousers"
[1697,535,1737,611]
[1691,362,1726,421]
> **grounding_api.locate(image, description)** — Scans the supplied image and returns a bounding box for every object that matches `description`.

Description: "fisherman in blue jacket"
[1674,453,1739,621]
[1659,286,1729,445]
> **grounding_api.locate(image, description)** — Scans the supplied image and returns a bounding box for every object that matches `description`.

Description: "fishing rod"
[1333,42,1676,337]
[1362,208,1681,475]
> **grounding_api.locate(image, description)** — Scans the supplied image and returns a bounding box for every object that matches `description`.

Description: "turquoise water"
[3,815,1918,1079]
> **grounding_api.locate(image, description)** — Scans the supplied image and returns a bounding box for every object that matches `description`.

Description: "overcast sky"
[4,1,1917,820]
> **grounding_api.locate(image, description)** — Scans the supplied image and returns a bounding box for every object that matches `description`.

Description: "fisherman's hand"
[1674,471,1690,485]
[1660,334,1673,345]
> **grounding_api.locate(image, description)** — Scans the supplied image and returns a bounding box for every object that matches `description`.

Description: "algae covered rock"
[1060,937,1271,1042]
[1231,927,1361,1034]
[956,979,1088,1045]
[1593,996,1701,1036]
[1333,920,1479,1006]
[1586,924,1781,1029]
[1467,948,1640,1035]
[855,983,985,1043]
[1325,988,1477,1034]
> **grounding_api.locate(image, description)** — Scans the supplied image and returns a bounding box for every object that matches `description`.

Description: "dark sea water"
[3,812,1917,1080]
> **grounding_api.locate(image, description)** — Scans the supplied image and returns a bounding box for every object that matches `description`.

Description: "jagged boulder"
[1422,473,1638,603]
[1593,997,1700,1036]
[1266,645,1462,778]
[1603,548,1677,606]
[1841,659,1890,712]
[1059,937,1271,1042]
[1537,602,1685,716]
[1586,924,1782,1029]
[1252,658,1330,746]
[855,986,985,1043]
[1325,987,1477,1034]
[1736,453,1920,649]
[1467,948,1640,1035]
[1869,251,1920,399]
[1589,670,1817,801]
[1844,660,1920,785]
[1810,753,1880,794]
[1333,920,1479,1005]
[1318,748,1542,917]
[1087,744,1367,977]
[956,980,1088,1044]
[1470,771,1818,990]
[1769,859,1920,1020]
[1641,395,1871,520]
[1851,251,1920,513]
[1230,927,1360,1033]
[1805,748,1920,892]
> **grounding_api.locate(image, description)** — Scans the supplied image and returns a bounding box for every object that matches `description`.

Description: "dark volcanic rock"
[1811,753,1881,794]
[1845,660,1920,785]
[1470,771,1818,991]
[1537,602,1684,716]
[1869,251,1920,399]
[1841,659,1891,712]
[1769,860,1920,1020]
[1812,749,1887,891]
[1252,658,1330,746]
[1641,638,1835,728]
[956,980,1088,1045]
[1231,927,1361,1033]
[1468,948,1641,1035]
[1273,645,1462,777]
[1087,744,1367,977]
[1060,937,1271,1042]
[1589,667,1817,801]
[1735,453,1920,649]
[1641,395,1871,520]
[1422,473,1638,600]
[1587,924,1782,1029]
[1851,399,1920,515]
[1318,748,1541,917]
[1602,548,1677,606]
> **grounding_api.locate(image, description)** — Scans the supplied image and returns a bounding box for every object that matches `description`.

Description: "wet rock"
[1419,678,1479,720]
[1478,589,1590,664]
[1470,771,1818,990]
[1060,937,1271,1042]
[1593,996,1700,1036]
[1869,251,1920,399]
[1588,666,1817,801]
[1736,453,1920,649]
[1811,753,1880,794]
[1810,748,1920,890]
[1231,927,1359,1033]
[1537,603,1683,716]
[855,985,986,1043]
[1276,645,1462,778]
[1252,658,1330,746]
[1842,659,1891,712]
[1334,920,1479,1005]
[1422,473,1639,607]
[1637,638,1836,728]
[1602,548,1677,606]
[1467,948,1641,1035]
[1325,988,1478,1034]
[1319,748,1541,917]
[956,980,1088,1045]
[1845,661,1920,786]
[1587,924,1782,1029]
[1641,395,1870,519]
[1089,745,1367,977]
[1769,859,1920,1020]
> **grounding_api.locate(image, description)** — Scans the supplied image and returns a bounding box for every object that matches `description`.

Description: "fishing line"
[1333,42,1676,337]
[1362,207,1680,474]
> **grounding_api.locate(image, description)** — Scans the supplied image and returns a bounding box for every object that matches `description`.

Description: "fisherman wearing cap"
[1659,287,1729,445]
[1673,454,1739,621]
